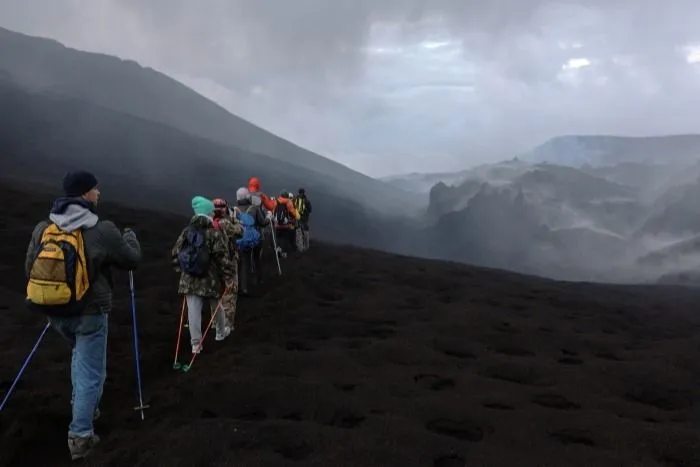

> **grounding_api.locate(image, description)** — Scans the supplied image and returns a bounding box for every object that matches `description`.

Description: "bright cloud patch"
[563,57,591,69]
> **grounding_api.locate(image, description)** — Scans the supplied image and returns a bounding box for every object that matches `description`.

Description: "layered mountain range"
[389,145,700,283]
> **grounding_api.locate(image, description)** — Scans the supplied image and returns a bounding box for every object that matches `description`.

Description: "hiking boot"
[215,326,231,341]
[68,434,100,460]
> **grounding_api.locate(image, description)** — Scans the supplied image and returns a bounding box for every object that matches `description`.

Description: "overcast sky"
[1,0,699,177]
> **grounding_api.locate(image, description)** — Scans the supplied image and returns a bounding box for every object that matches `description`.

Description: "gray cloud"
[1,0,699,176]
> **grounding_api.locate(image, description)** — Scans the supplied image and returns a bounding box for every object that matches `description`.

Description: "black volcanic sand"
[0,183,699,467]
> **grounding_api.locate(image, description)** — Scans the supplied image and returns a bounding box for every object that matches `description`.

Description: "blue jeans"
[48,313,108,438]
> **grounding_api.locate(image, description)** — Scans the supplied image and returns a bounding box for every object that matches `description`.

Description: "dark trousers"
[276,228,296,253]
[238,244,263,292]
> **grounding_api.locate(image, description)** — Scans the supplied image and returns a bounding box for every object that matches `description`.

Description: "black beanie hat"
[63,171,99,197]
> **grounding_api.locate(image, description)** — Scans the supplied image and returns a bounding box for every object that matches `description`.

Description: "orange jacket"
[272,197,300,228]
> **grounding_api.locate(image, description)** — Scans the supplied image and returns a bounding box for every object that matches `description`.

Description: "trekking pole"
[128,271,150,420]
[269,226,282,275]
[172,297,186,370]
[0,321,50,412]
[180,289,229,372]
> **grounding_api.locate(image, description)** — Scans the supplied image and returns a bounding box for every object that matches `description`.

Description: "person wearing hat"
[171,196,235,353]
[272,190,300,258]
[235,187,271,293]
[246,176,276,212]
[212,198,242,329]
[24,170,142,461]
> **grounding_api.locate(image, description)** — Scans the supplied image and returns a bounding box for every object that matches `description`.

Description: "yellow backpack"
[26,223,90,313]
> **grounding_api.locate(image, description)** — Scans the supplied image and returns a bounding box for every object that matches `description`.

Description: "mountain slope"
[0,80,413,253]
[0,27,418,214]
[1,181,699,466]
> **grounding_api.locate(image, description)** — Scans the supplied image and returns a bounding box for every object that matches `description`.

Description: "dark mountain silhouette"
[2,180,699,466]
[0,80,414,254]
[0,27,419,215]
[426,179,483,222]
[426,184,546,274]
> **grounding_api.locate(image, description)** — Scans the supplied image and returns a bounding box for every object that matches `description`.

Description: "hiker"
[247,176,281,262]
[171,196,235,354]
[212,198,242,329]
[235,187,271,294]
[247,176,276,212]
[273,191,300,258]
[24,170,141,461]
[293,188,312,251]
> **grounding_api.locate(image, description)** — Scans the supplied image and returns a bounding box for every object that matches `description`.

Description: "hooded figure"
[25,170,141,461]
[171,196,235,353]
[235,186,271,293]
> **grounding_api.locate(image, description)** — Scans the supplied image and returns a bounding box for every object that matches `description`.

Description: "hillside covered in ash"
[1,181,698,466]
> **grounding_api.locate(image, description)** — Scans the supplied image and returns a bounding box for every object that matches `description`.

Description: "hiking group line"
[1,171,313,461]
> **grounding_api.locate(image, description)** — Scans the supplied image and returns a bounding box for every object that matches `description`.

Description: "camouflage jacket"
[216,216,243,260]
[171,215,235,298]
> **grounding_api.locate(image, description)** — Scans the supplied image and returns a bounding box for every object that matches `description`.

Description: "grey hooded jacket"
[25,197,141,315]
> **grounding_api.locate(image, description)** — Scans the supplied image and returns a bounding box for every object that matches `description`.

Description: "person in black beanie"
[63,170,101,200]
[24,171,141,461]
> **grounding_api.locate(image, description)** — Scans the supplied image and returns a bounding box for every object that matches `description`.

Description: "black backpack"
[177,226,210,277]
[274,201,292,226]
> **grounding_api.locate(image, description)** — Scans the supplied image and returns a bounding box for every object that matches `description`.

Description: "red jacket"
[247,177,276,212]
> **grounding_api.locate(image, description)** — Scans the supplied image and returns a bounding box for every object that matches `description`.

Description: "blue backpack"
[177,226,210,277]
[236,211,262,251]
